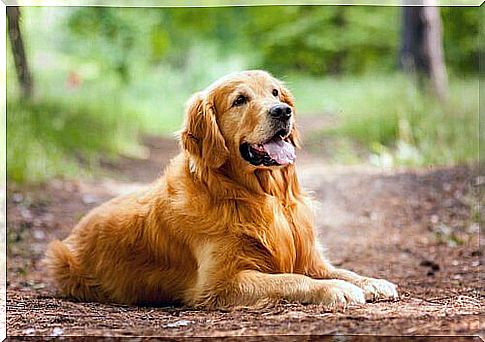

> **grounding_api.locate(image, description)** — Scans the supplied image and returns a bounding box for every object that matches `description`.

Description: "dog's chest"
[268,207,298,273]
[237,199,310,274]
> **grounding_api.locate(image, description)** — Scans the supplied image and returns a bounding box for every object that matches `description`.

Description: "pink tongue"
[262,139,296,165]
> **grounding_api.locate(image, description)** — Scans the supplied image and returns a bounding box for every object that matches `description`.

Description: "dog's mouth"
[240,129,296,167]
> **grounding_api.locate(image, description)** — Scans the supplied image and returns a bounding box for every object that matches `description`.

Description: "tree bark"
[399,6,448,101]
[421,6,448,101]
[7,6,33,99]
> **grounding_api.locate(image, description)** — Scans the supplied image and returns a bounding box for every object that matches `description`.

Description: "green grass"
[7,97,142,183]
[287,73,478,167]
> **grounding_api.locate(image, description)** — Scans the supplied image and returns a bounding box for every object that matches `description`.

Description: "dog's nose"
[269,104,292,121]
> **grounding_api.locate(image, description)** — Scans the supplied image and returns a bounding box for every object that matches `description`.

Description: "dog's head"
[180,70,300,170]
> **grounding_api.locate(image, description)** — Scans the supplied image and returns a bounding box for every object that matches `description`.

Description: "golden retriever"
[44,70,398,310]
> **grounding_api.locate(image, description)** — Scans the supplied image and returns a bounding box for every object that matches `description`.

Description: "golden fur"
[44,70,398,309]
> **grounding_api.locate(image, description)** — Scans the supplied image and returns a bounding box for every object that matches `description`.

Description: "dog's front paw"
[358,277,398,301]
[319,279,366,310]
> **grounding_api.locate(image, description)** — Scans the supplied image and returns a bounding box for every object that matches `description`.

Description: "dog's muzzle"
[240,127,295,167]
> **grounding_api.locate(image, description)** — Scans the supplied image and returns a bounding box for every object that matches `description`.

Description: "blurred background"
[6,6,480,183]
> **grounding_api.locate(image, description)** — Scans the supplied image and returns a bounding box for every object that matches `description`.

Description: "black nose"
[269,104,292,121]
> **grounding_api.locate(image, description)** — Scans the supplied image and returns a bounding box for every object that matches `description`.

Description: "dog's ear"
[279,84,300,148]
[180,92,229,168]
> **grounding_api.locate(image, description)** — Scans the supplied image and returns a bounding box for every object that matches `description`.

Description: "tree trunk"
[421,6,448,101]
[7,6,33,99]
[399,6,448,101]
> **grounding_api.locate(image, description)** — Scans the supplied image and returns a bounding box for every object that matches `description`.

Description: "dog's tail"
[43,240,101,301]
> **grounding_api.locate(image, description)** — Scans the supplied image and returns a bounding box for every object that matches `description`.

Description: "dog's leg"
[325,267,398,301]
[195,270,366,310]
[306,251,398,301]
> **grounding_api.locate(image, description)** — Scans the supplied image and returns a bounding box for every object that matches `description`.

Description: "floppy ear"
[279,85,300,148]
[180,92,229,168]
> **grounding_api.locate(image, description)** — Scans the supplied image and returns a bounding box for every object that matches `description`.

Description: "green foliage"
[7,97,140,183]
[65,7,255,75]
[441,8,481,75]
[67,8,156,82]
[63,6,479,78]
[292,74,478,166]
[250,7,400,75]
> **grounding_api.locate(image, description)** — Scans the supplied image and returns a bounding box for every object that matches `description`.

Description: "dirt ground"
[5,119,484,338]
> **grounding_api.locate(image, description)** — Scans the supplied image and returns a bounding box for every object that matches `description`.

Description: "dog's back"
[44,176,199,305]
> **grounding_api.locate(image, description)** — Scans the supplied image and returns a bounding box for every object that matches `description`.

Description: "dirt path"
[6,127,483,337]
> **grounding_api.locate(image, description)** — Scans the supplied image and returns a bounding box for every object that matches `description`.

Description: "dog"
[44,70,398,310]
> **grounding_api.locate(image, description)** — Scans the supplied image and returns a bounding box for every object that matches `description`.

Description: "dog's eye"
[272,89,279,97]
[233,95,247,107]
